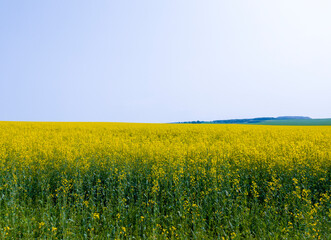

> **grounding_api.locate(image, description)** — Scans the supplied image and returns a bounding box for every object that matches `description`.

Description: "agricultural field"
[0,122,330,239]
[250,118,331,126]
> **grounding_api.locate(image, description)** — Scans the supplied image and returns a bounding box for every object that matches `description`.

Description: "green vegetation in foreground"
[252,118,331,126]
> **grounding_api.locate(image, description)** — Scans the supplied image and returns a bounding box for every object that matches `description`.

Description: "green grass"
[251,119,331,126]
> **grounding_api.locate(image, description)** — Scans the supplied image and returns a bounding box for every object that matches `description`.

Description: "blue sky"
[1,1,330,122]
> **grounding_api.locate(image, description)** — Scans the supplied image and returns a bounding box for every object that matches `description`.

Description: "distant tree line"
[173,116,311,124]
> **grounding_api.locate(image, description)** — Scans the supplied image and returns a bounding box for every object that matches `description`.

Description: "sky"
[1,0,330,123]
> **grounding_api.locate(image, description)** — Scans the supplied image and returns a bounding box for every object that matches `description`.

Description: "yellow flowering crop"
[0,122,330,239]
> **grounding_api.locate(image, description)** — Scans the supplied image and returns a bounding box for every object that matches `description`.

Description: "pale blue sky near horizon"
[1,1,330,123]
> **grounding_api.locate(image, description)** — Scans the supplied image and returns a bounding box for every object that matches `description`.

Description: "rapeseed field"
[0,122,330,239]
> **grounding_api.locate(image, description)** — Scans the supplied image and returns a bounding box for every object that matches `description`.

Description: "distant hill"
[250,118,331,126]
[173,116,331,126]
